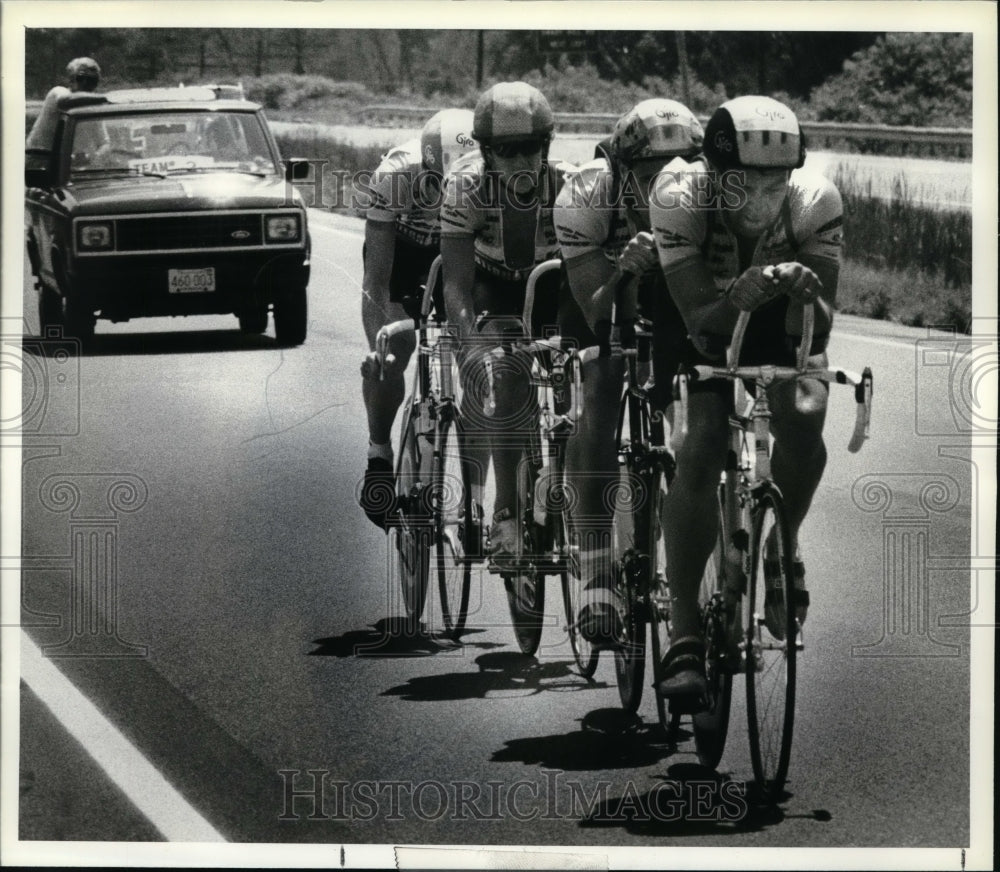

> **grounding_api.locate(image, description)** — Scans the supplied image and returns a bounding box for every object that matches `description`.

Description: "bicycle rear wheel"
[611,460,646,713]
[389,407,431,630]
[433,414,472,640]
[692,483,734,770]
[746,483,796,800]
[503,447,545,655]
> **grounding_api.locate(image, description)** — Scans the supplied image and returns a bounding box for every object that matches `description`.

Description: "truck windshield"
[69,111,277,177]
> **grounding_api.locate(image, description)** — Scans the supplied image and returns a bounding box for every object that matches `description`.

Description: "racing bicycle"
[673,304,873,800]
[476,259,593,664]
[376,256,473,638]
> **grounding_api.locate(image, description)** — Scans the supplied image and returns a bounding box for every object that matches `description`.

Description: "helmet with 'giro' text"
[610,98,704,165]
[420,109,477,176]
[703,95,806,171]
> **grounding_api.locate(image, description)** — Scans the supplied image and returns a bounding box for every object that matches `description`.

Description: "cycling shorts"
[363,235,443,322]
[667,295,831,409]
[700,295,830,366]
[471,264,563,338]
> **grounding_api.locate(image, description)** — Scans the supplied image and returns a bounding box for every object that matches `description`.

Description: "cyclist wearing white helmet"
[359,108,476,529]
[553,97,704,648]
[439,81,575,563]
[649,95,843,701]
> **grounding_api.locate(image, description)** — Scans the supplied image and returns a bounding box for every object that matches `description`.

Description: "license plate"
[168,267,215,293]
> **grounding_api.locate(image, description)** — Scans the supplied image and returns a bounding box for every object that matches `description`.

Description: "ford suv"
[24,85,311,346]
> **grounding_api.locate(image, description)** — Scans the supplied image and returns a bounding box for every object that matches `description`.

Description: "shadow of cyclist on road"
[491,707,673,771]
[309,617,502,659]
[380,651,609,702]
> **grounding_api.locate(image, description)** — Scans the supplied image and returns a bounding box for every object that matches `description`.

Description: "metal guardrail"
[25,99,973,151]
[356,104,973,150]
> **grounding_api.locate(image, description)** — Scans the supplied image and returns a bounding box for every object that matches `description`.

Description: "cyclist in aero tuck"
[358,109,477,529]
[649,95,843,701]
[439,81,574,564]
[553,98,704,648]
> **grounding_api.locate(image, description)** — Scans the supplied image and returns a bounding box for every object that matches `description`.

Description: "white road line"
[309,218,363,239]
[20,631,226,843]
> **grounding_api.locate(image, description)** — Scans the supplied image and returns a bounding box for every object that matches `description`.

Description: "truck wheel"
[37,282,62,334]
[238,304,269,335]
[273,285,307,347]
[63,293,95,346]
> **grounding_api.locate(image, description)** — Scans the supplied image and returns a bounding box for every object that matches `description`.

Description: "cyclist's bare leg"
[766,359,829,625]
[766,362,829,555]
[489,358,539,524]
[565,354,622,597]
[661,390,729,640]
[361,292,415,448]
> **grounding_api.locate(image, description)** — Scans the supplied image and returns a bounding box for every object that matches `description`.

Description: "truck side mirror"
[284,158,312,182]
[25,148,54,188]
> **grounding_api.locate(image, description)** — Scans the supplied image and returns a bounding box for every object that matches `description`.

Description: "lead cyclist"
[649,96,844,701]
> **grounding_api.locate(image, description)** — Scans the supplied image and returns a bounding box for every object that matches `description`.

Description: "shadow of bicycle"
[578,762,832,836]
[308,617,503,659]
[381,651,610,702]
[491,707,676,771]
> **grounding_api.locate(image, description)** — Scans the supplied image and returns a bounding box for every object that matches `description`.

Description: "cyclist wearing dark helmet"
[358,109,477,529]
[439,81,575,563]
[553,98,704,649]
[649,96,843,701]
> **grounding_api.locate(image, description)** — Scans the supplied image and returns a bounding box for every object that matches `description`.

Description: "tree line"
[24,29,972,127]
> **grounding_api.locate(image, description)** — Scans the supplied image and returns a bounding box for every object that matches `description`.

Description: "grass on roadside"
[837,259,971,332]
[832,164,971,289]
[273,131,974,333]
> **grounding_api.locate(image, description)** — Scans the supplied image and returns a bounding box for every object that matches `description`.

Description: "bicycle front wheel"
[646,463,673,731]
[503,447,545,655]
[433,414,472,640]
[692,483,733,770]
[746,483,796,800]
[560,508,599,678]
[611,459,647,714]
[389,409,431,630]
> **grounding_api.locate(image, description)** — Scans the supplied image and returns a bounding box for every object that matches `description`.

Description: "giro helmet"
[420,108,477,175]
[610,98,704,165]
[472,82,554,145]
[704,96,805,171]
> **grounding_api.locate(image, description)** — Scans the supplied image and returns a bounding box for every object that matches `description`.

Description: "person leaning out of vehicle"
[26,57,102,153]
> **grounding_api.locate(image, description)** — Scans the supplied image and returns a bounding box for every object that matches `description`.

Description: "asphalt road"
[13,209,978,860]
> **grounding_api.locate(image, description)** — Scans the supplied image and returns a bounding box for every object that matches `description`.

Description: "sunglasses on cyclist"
[488,140,545,159]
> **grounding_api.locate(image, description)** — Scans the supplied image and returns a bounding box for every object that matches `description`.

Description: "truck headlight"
[265,214,300,242]
[77,221,113,251]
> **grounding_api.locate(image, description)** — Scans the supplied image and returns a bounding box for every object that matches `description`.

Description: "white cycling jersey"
[366,138,442,248]
[650,164,844,289]
[440,151,575,282]
[552,156,632,265]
